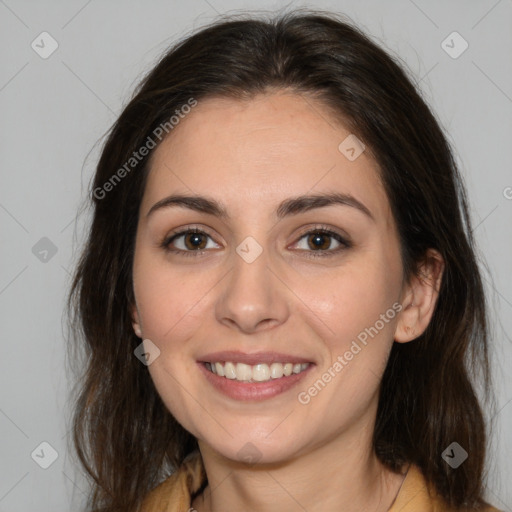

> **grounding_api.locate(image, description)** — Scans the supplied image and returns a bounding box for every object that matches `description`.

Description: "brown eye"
[162,228,220,255]
[292,228,351,258]
[307,232,333,250]
[183,232,208,250]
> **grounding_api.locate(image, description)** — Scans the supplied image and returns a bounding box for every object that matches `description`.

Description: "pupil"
[187,233,205,250]
[309,233,329,250]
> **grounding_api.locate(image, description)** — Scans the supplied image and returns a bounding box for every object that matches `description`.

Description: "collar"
[141,451,498,512]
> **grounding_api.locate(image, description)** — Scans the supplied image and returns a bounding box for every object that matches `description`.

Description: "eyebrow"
[146,192,374,221]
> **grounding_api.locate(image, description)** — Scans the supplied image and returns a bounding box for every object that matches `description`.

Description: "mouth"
[197,351,314,401]
[205,361,310,383]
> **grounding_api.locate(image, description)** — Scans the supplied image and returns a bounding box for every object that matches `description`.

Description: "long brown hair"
[67,9,495,511]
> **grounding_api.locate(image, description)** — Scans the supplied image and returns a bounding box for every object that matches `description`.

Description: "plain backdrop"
[0,0,511,510]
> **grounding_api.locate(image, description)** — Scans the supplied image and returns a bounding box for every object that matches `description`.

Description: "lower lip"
[198,362,313,401]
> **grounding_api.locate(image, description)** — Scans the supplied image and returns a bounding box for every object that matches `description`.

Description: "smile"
[205,361,310,383]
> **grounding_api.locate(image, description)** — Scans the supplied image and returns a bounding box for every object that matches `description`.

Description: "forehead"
[142,91,392,224]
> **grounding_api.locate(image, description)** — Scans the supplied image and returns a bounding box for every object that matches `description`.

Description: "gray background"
[0,0,511,510]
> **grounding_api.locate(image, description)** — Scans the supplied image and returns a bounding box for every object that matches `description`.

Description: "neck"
[192,419,406,512]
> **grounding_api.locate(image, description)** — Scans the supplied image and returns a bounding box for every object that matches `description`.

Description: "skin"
[131,90,444,512]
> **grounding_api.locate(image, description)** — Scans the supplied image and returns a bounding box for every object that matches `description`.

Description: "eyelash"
[160,224,352,259]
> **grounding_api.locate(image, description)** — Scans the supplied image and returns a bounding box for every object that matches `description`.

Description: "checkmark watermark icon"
[31,32,59,59]
[441,31,469,59]
[30,441,59,469]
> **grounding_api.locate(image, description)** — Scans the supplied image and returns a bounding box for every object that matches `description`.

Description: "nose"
[214,244,290,334]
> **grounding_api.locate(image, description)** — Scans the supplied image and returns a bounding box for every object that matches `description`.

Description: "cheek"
[294,262,400,429]
[132,251,212,344]
[294,248,402,392]
[132,253,211,432]
[303,260,400,342]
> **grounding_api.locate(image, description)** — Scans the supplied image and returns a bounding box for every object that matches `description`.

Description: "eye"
[161,228,220,255]
[160,225,351,258]
[292,226,351,257]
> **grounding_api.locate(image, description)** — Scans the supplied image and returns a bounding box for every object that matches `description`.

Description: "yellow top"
[141,451,501,512]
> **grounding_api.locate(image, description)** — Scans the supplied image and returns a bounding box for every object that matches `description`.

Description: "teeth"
[206,361,309,382]
[270,362,284,379]
[224,361,236,379]
[236,362,252,381]
[215,362,225,377]
[253,363,271,382]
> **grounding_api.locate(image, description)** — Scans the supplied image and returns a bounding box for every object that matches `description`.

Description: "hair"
[67,8,495,512]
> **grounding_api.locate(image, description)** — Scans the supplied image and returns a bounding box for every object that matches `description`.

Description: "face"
[131,91,409,464]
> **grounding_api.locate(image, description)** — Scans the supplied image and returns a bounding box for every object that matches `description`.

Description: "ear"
[130,303,143,338]
[394,249,444,343]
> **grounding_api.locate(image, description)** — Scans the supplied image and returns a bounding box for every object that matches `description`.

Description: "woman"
[68,9,500,512]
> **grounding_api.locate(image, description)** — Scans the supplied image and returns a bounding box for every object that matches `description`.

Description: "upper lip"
[198,351,313,365]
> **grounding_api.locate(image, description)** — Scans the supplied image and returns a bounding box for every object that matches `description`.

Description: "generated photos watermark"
[93,97,198,200]
[297,302,403,404]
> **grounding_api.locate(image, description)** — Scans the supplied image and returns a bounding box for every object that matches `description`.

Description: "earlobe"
[394,249,444,344]
[130,304,143,338]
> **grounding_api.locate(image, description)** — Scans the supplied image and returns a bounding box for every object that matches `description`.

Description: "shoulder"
[141,456,501,512]
[390,464,502,512]
[140,452,205,512]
